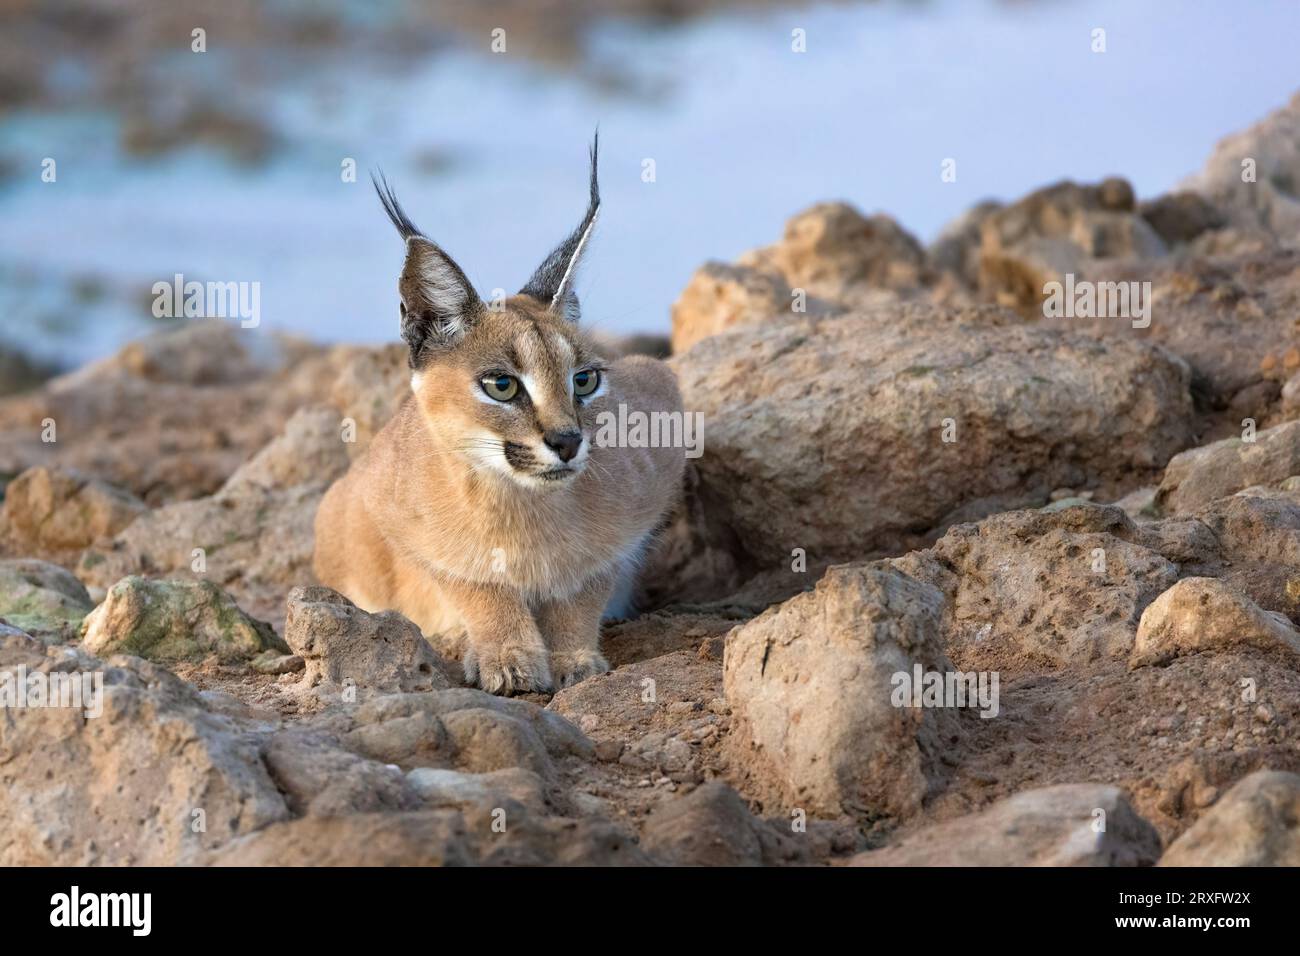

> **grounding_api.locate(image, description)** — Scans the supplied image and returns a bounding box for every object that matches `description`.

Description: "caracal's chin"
[509,466,583,491]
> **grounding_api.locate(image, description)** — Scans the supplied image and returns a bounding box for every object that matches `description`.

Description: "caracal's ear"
[519,131,600,323]
[373,171,484,366]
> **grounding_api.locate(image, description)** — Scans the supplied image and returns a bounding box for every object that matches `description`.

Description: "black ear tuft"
[372,172,483,366]
[518,131,600,322]
[372,170,424,241]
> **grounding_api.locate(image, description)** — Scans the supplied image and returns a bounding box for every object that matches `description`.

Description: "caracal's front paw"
[551,647,610,689]
[464,641,553,696]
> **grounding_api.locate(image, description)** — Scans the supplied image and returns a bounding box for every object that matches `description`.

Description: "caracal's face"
[413,298,608,490]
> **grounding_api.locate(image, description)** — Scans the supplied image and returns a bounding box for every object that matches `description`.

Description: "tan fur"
[314,297,684,694]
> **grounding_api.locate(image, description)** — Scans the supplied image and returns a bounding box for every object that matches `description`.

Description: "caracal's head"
[373,136,607,490]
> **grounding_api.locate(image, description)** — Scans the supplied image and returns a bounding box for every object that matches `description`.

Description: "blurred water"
[1,0,1298,368]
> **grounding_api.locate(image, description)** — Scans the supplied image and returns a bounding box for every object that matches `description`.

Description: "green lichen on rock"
[80,576,288,662]
[0,559,94,642]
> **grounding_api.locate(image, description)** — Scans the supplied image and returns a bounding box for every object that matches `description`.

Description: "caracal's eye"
[573,368,600,398]
[481,374,519,402]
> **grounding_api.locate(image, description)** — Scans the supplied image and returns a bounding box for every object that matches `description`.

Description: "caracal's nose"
[543,429,583,462]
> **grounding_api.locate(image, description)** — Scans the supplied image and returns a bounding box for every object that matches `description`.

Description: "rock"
[929,200,1003,288]
[284,586,451,695]
[978,236,1084,307]
[641,780,801,866]
[0,638,289,864]
[670,263,800,355]
[250,650,304,674]
[80,576,287,663]
[674,303,1194,571]
[738,202,933,301]
[316,343,409,454]
[852,784,1161,866]
[263,729,423,816]
[78,406,354,623]
[668,202,927,356]
[1156,420,1300,515]
[340,690,590,774]
[106,319,294,386]
[1282,370,1300,417]
[0,466,146,562]
[1138,191,1226,246]
[974,178,1166,308]
[405,767,548,816]
[200,808,649,866]
[219,403,353,490]
[1026,247,1300,426]
[906,503,1180,668]
[1130,577,1300,667]
[1184,91,1300,240]
[1111,486,1158,522]
[440,708,554,776]
[1186,491,1300,622]
[341,701,451,768]
[723,564,958,821]
[0,559,93,642]
[0,322,323,505]
[1159,771,1300,865]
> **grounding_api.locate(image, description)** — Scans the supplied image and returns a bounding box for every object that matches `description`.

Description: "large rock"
[1156,420,1300,515]
[852,785,1161,866]
[78,405,353,622]
[723,564,958,821]
[669,202,927,356]
[1072,249,1300,424]
[1159,771,1300,866]
[1028,246,1300,428]
[0,559,93,642]
[974,178,1168,308]
[0,465,145,562]
[284,586,451,695]
[906,503,1180,668]
[0,632,289,864]
[80,576,287,662]
[671,263,801,355]
[738,202,933,301]
[1130,577,1300,667]
[1184,91,1300,240]
[674,303,1195,569]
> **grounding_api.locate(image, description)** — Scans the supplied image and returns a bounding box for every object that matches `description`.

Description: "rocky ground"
[5,95,1300,866]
